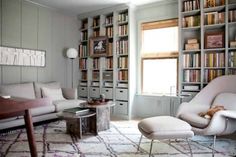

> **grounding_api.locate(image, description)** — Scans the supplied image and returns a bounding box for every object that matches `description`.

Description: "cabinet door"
[102,88,113,99]
[116,88,128,101]
[78,87,87,97]
[90,87,100,98]
[115,101,128,115]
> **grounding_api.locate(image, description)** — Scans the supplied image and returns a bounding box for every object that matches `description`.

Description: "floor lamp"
[66,48,78,88]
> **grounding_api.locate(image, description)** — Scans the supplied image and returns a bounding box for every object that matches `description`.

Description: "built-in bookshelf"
[179,0,236,96]
[78,5,136,120]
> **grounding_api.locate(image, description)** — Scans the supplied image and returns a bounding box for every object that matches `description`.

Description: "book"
[63,107,89,115]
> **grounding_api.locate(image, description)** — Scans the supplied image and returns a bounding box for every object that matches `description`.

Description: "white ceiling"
[29,0,163,16]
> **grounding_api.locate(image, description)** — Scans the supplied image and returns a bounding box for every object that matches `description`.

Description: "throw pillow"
[198,105,225,119]
[41,87,65,101]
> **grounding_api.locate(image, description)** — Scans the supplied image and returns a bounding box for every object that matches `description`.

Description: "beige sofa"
[0,82,85,130]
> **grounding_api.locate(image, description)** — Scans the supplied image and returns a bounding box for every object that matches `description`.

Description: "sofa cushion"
[212,93,236,110]
[34,82,61,98]
[31,105,55,116]
[180,113,210,129]
[0,83,35,99]
[53,99,86,112]
[42,87,65,101]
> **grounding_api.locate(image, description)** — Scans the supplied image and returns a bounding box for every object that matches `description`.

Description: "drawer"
[116,88,128,101]
[103,71,113,81]
[102,88,113,99]
[115,101,128,115]
[90,87,100,98]
[78,87,87,97]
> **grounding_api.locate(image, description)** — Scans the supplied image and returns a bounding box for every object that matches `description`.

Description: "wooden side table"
[58,111,97,139]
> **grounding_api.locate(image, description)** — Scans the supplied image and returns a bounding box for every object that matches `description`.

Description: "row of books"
[183,70,201,82]
[183,53,201,68]
[92,71,99,80]
[118,25,128,36]
[79,44,88,57]
[229,10,236,23]
[204,52,225,67]
[204,0,225,8]
[93,30,100,37]
[118,70,128,81]
[204,12,225,25]
[116,40,128,55]
[105,15,113,25]
[204,69,224,82]
[182,0,200,12]
[81,71,87,80]
[81,20,88,29]
[118,12,128,22]
[182,15,200,28]
[79,59,87,69]
[107,42,113,56]
[118,57,128,69]
[229,51,236,67]
[229,69,236,74]
[106,58,113,69]
[106,27,113,38]
[93,18,100,27]
[93,58,99,69]
[81,31,88,41]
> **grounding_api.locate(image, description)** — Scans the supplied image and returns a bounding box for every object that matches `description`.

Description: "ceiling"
[29,0,163,16]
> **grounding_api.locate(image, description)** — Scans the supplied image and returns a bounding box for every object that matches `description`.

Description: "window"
[141,19,178,95]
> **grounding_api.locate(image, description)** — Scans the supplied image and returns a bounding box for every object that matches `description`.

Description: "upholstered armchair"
[176,75,236,154]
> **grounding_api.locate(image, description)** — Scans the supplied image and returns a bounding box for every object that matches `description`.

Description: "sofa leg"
[186,138,193,157]
[138,135,143,151]
[149,140,153,157]
[212,135,216,157]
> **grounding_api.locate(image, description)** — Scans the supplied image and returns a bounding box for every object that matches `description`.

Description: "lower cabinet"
[115,101,128,115]
[89,87,100,98]
[102,88,113,99]
[78,86,87,97]
[115,88,128,101]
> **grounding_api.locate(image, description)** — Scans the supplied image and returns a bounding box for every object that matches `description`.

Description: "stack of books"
[63,107,89,115]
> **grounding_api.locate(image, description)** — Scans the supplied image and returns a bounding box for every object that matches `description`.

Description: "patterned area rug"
[0,120,235,157]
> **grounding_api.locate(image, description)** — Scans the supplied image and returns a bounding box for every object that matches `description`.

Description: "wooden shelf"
[204,23,225,29]
[181,9,200,16]
[204,48,225,52]
[182,49,201,53]
[182,26,200,31]
[203,5,226,13]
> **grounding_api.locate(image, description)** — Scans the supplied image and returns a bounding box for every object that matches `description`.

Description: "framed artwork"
[204,32,225,49]
[89,36,108,57]
[0,46,46,67]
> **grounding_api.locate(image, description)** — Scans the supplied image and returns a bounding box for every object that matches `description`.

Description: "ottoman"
[138,116,194,157]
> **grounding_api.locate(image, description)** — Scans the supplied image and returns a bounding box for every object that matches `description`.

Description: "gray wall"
[132,0,180,118]
[0,0,79,88]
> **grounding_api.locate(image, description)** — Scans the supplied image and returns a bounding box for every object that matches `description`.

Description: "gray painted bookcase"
[77,4,136,120]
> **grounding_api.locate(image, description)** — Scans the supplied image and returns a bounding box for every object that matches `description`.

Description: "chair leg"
[186,138,193,157]
[149,140,154,157]
[212,135,216,157]
[138,135,143,151]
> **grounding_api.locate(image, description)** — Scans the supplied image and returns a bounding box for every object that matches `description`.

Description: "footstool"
[138,116,194,157]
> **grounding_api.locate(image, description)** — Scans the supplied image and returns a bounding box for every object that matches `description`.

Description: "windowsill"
[136,93,192,98]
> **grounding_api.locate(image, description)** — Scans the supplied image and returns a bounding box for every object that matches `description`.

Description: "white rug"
[0,120,235,157]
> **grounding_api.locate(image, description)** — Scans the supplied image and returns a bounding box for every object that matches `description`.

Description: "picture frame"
[89,36,108,57]
[204,31,224,49]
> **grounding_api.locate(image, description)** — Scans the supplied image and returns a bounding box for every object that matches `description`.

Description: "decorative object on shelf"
[87,97,109,105]
[185,38,200,50]
[66,48,78,87]
[204,31,224,49]
[0,46,46,67]
[89,36,108,57]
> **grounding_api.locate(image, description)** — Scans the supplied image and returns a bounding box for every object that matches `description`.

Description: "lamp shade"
[66,48,78,59]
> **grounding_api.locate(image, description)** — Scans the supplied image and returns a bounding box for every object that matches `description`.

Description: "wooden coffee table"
[58,110,97,138]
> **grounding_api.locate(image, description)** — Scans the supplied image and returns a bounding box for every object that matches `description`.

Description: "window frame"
[141,18,179,95]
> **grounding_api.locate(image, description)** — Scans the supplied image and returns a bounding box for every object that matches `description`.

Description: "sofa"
[0,82,85,130]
